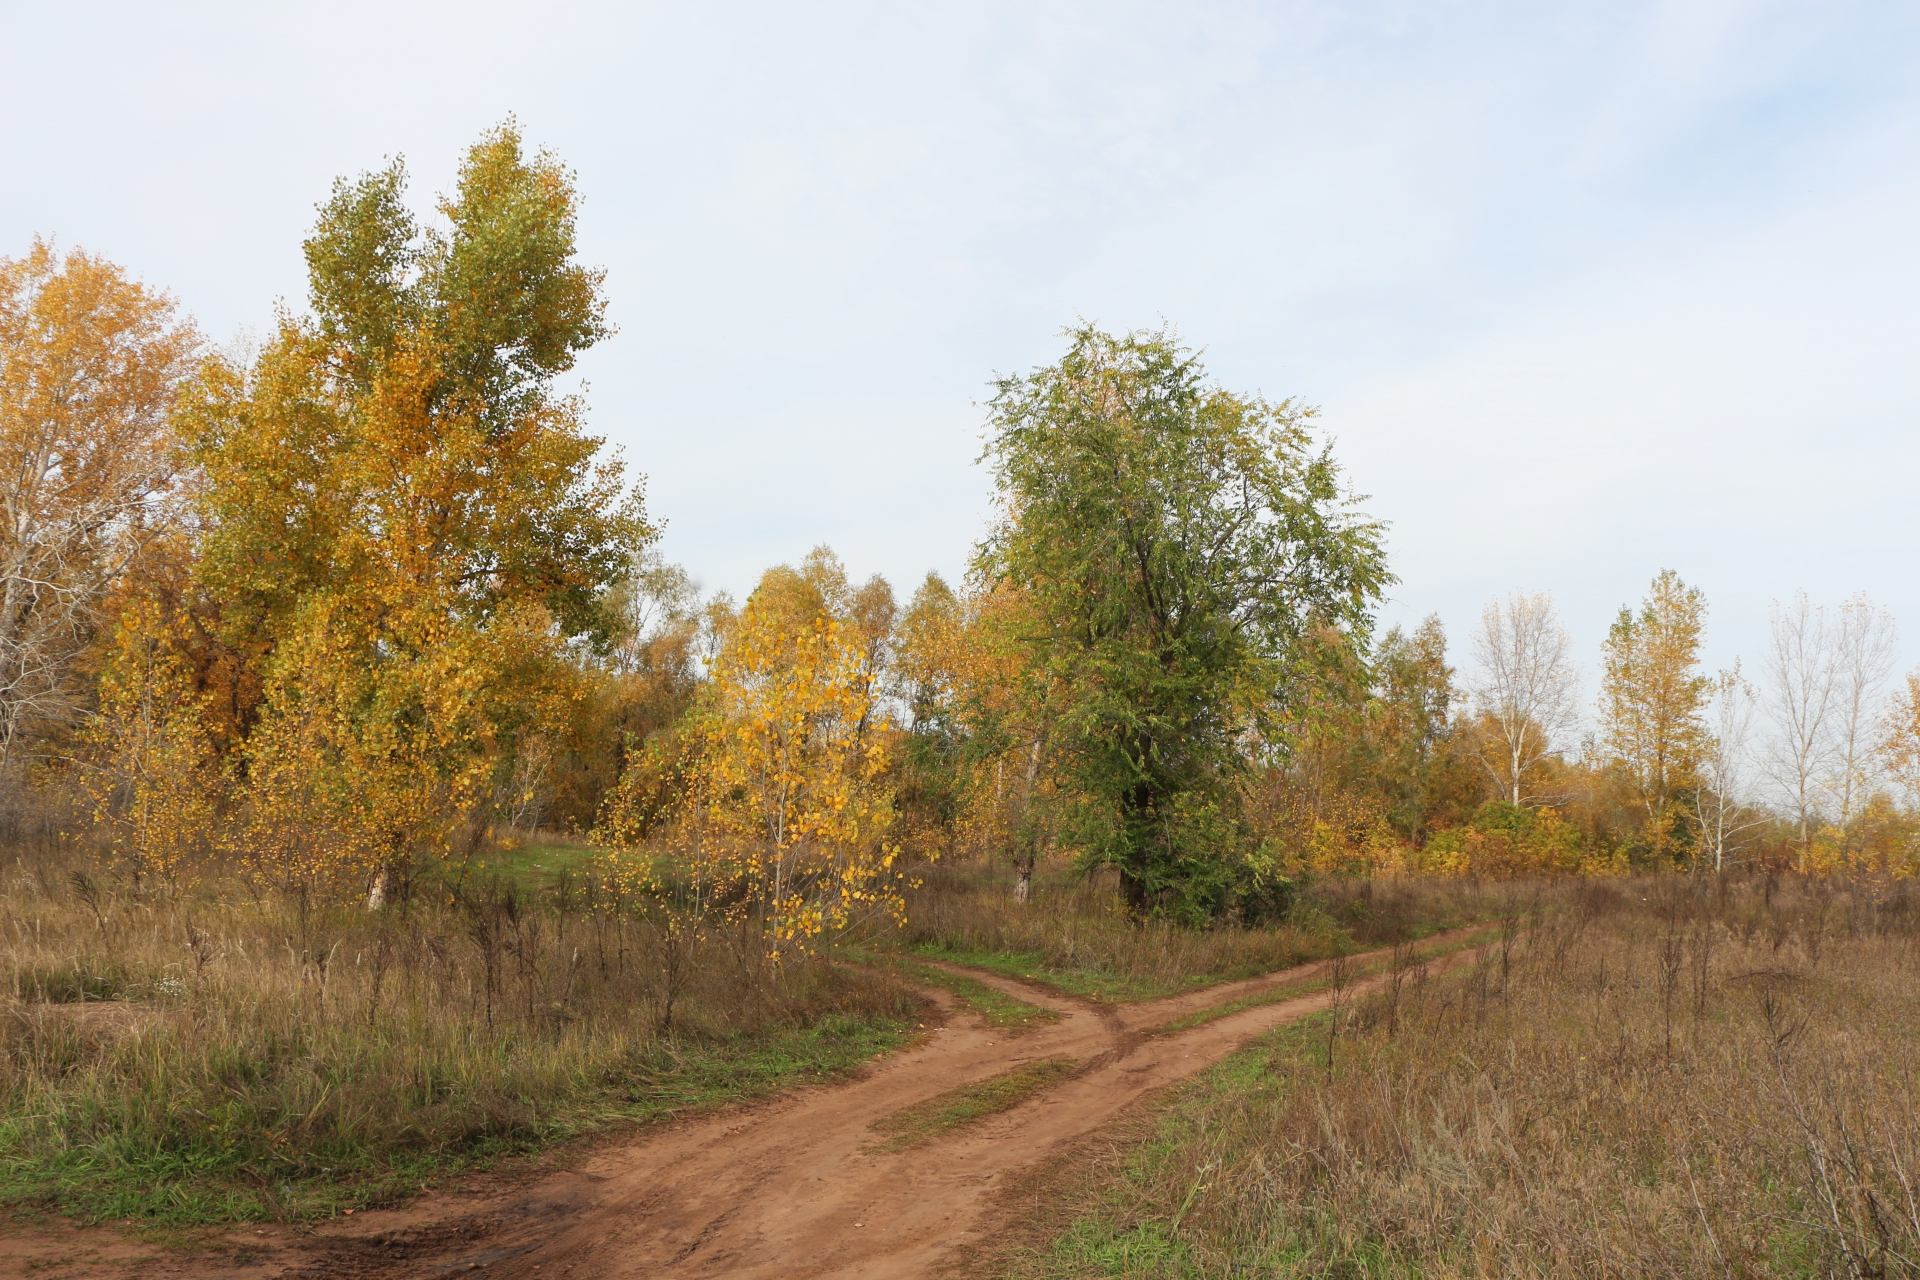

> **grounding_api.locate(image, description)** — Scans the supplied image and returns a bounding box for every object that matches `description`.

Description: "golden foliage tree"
[889,572,966,855]
[176,125,650,900]
[1599,569,1712,861]
[902,579,1068,898]
[79,598,220,886]
[0,241,198,761]
[237,594,575,902]
[601,553,902,958]
[1886,673,1920,815]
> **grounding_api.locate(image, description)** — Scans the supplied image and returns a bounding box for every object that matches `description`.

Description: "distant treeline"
[3,126,1915,941]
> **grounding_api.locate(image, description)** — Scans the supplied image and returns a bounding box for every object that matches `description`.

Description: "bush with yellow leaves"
[599,562,907,960]
[79,599,221,888]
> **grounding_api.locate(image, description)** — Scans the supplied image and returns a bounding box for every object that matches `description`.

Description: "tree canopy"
[977,325,1390,919]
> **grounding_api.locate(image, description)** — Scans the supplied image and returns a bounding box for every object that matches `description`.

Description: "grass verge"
[886,957,1061,1031]
[1143,923,1502,1037]
[994,874,1920,1278]
[0,1009,916,1228]
[1009,1019,1329,1278]
[872,1056,1080,1152]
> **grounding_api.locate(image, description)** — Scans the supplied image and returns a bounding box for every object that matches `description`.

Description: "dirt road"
[2,935,1477,1280]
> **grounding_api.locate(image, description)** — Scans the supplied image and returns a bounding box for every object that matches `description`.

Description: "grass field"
[895,863,1516,1002]
[0,837,918,1225]
[996,874,1920,1279]
[0,839,1503,1229]
[21,816,1914,1277]
[467,832,604,893]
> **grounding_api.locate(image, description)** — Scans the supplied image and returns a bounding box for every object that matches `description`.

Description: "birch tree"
[1830,594,1897,841]
[682,560,901,957]
[0,241,198,762]
[1761,593,1834,852]
[1470,592,1577,805]
[1691,665,1760,873]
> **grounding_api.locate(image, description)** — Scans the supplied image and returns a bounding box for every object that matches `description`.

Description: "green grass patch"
[872,1056,1079,1151]
[0,1012,914,1228]
[887,958,1061,1031]
[907,943,1209,1003]
[1008,1020,1330,1278]
[469,837,604,892]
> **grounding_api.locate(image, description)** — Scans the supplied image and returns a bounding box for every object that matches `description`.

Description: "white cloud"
[3,0,1915,696]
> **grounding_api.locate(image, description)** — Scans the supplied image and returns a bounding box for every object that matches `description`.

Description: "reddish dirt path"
[1,933,1480,1280]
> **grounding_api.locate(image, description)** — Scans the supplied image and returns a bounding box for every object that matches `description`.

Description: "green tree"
[978,325,1389,920]
[1365,616,1457,842]
[891,572,968,856]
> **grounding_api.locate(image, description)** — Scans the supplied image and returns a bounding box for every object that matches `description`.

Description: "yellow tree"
[79,598,220,887]
[180,125,650,901]
[893,573,1066,894]
[1251,621,1388,876]
[890,572,983,860]
[1599,569,1712,862]
[1862,675,1920,877]
[1886,672,1920,814]
[236,591,573,902]
[605,555,902,959]
[0,241,198,762]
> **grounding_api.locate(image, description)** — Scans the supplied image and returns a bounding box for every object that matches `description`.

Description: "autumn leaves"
[16,121,1920,963]
[596,557,907,958]
[76,125,648,905]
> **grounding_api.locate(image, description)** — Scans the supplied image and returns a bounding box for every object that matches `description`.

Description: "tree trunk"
[1012,736,1043,905]
[366,864,392,910]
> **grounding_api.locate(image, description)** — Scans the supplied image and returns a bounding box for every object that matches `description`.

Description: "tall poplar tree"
[175,123,651,899]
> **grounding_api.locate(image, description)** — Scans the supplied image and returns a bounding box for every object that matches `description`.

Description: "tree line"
[3,126,1917,946]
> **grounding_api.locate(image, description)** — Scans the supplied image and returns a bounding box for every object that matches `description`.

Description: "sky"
[4,0,1917,716]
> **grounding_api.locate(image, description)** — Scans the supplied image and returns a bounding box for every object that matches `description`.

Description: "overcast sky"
[5,1,1916,708]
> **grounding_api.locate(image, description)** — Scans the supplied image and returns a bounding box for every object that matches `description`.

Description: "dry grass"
[0,837,919,1225]
[894,862,1516,1001]
[1007,873,1920,1279]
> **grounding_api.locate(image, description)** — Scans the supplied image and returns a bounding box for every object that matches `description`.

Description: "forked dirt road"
[2,933,1481,1280]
